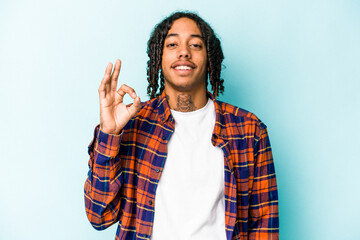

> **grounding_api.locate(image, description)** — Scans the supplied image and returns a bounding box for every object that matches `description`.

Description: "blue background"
[1,0,359,239]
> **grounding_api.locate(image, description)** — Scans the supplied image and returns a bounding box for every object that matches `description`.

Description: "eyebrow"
[165,33,203,39]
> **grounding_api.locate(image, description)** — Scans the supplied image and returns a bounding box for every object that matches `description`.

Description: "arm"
[248,126,279,240]
[84,59,141,230]
[84,126,123,230]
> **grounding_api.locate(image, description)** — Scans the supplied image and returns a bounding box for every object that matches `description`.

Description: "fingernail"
[132,92,136,98]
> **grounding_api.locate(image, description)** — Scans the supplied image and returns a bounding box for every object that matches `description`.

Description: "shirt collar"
[157,91,173,125]
[207,91,227,140]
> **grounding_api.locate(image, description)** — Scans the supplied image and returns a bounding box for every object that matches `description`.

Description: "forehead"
[167,17,202,37]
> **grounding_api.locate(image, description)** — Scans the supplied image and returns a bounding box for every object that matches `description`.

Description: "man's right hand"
[98,59,141,135]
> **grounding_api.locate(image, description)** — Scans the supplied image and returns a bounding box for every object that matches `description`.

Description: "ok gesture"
[98,59,141,135]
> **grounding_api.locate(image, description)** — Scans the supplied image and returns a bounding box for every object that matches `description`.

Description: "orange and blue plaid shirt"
[84,91,279,240]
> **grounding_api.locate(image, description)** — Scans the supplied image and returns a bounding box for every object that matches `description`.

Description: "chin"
[164,76,206,94]
[172,81,201,90]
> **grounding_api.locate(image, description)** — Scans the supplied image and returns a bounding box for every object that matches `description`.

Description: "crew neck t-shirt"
[150,98,226,240]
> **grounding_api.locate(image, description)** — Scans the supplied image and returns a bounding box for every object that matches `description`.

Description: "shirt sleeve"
[84,125,124,230]
[248,126,279,239]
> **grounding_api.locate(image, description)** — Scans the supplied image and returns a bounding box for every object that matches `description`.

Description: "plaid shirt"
[84,91,279,240]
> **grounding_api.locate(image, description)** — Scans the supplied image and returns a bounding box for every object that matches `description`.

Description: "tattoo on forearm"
[174,94,195,112]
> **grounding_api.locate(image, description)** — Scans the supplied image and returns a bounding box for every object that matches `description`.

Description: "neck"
[165,88,207,112]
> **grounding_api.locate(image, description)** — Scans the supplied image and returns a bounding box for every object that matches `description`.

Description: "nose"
[178,44,191,59]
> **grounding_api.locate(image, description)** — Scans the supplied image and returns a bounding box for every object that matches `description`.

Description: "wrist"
[99,126,121,135]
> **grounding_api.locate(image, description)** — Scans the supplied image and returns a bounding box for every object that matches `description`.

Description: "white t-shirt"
[151,99,226,240]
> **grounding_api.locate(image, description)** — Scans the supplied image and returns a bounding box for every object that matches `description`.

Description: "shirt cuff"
[94,126,122,158]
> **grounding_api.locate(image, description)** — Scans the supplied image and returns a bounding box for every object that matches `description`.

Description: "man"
[84,11,279,240]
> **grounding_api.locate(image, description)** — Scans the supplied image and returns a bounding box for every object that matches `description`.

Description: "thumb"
[127,96,141,117]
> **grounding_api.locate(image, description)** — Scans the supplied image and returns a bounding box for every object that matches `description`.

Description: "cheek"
[161,53,171,69]
[198,51,207,65]
[199,56,208,71]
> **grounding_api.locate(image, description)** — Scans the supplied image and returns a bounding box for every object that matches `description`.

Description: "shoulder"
[122,97,161,132]
[128,96,165,123]
[214,99,267,131]
[138,97,160,114]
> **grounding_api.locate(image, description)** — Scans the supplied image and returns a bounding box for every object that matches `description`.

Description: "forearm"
[84,126,123,230]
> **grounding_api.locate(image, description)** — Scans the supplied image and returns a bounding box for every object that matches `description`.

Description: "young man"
[84,12,279,240]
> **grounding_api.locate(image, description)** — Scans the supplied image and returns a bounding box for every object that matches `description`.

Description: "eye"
[190,43,202,49]
[166,43,177,48]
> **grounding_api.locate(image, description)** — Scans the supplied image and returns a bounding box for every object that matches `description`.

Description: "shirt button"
[162,136,166,140]
[155,168,160,173]
[149,200,153,205]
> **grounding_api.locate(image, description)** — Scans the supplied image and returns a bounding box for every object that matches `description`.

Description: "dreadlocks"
[146,11,224,99]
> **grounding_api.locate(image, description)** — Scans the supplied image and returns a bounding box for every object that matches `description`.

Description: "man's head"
[147,11,224,99]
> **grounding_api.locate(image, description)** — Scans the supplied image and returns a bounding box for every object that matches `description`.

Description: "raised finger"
[110,59,121,92]
[99,62,113,98]
[104,62,113,92]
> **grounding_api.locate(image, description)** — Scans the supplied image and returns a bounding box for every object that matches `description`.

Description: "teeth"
[175,66,192,70]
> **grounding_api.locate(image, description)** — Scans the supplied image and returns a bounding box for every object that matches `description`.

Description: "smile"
[171,61,196,71]
[174,65,193,70]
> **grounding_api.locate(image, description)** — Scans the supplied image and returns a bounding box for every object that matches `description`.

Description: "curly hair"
[146,11,224,99]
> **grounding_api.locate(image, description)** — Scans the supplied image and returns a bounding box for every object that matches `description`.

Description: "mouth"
[174,65,193,70]
[171,61,196,74]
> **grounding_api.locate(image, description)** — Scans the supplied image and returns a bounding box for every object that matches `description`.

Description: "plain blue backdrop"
[1,0,359,239]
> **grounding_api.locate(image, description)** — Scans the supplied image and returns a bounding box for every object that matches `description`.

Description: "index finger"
[119,84,137,99]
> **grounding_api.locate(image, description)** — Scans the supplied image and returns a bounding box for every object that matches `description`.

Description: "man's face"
[161,17,207,94]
